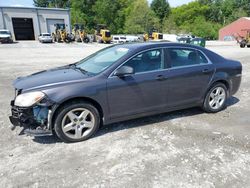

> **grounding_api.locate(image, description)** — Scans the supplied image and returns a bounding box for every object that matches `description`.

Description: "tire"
[54,101,100,143]
[202,83,228,113]
[240,41,246,48]
[247,45,250,48]
[83,37,90,43]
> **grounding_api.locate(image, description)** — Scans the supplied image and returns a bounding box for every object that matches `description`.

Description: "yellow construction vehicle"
[148,29,163,41]
[72,23,90,43]
[239,29,250,48]
[94,24,112,43]
[143,29,163,42]
[52,23,73,43]
[151,32,163,40]
[143,33,149,41]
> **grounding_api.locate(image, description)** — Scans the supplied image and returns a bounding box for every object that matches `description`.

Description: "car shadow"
[1,41,18,44]
[32,96,240,144]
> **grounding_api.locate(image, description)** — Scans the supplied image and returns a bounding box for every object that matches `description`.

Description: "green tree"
[188,16,222,39]
[49,0,70,8]
[34,0,70,8]
[70,0,96,29]
[171,1,209,26]
[150,0,170,23]
[33,0,49,7]
[92,0,132,33]
[169,1,222,39]
[125,0,159,34]
[162,15,179,33]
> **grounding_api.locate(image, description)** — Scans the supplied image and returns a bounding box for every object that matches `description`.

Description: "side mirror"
[113,66,134,77]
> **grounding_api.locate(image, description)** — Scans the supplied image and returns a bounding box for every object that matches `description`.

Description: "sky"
[0,0,194,7]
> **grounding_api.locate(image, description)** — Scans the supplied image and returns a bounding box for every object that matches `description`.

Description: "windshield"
[0,31,10,35]
[76,46,130,74]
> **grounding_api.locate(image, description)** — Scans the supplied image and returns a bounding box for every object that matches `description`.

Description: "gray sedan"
[9,42,242,142]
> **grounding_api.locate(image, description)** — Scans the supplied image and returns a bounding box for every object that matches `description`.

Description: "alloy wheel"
[208,86,226,110]
[61,108,95,139]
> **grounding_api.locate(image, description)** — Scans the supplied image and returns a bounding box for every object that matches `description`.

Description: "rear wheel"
[54,101,100,142]
[203,83,228,113]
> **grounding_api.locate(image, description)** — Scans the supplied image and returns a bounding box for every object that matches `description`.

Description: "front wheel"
[54,101,100,142]
[202,83,228,113]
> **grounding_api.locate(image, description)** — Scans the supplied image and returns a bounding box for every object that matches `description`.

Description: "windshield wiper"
[69,64,88,74]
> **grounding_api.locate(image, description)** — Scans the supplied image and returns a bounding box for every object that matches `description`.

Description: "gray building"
[0,6,71,40]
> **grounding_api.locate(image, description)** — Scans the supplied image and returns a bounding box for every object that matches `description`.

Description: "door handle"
[156,75,167,81]
[202,69,212,74]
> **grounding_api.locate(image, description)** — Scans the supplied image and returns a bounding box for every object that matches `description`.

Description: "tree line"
[34,0,250,39]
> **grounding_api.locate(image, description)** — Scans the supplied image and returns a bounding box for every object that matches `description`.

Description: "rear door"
[107,48,168,119]
[165,47,215,107]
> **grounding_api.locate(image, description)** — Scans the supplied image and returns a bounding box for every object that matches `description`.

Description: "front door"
[107,49,168,119]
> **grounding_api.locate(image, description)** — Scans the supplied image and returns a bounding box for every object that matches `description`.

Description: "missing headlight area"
[9,104,53,136]
[33,106,49,125]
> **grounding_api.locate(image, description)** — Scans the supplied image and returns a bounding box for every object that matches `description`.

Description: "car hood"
[13,66,89,91]
[0,34,11,38]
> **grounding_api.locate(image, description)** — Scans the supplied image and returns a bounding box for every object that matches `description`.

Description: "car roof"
[115,42,203,51]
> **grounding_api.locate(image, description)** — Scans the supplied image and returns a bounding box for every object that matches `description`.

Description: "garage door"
[12,18,35,40]
[46,19,65,34]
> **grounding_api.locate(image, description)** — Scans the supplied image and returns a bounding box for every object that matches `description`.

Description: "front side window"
[76,46,129,74]
[124,49,164,73]
[169,48,208,68]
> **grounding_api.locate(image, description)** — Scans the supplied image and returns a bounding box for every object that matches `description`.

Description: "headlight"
[14,91,45,107]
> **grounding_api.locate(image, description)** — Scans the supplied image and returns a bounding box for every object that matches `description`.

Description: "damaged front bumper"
[9,100,53,136]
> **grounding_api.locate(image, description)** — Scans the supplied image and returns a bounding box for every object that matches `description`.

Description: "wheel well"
[202,79,230,105]
[51,97,104,128]
[213,80,230,90]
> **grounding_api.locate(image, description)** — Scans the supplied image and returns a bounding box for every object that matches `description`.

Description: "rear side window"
[197,51,208,64]
[169,48,208,68]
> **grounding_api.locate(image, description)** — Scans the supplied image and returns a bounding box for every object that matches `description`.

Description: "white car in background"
[163,34,178,42]
[0,29,13,43]
[125,35,140,42]
[38,33,53,43]
[112,35,127,44]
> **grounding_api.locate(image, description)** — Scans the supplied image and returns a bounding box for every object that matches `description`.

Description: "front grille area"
[11,106,19,118]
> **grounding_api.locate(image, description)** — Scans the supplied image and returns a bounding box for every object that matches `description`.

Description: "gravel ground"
[0,41,249,188]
